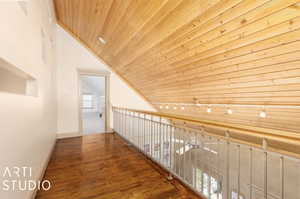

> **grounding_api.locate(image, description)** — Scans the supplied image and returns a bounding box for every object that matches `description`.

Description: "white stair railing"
[113,107,300,199]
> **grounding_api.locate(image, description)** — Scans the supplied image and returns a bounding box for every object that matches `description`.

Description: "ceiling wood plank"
[54,0,300,133]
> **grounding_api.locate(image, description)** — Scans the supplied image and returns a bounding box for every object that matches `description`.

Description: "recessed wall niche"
[0,57,38,96]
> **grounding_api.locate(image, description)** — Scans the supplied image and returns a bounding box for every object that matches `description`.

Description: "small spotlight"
[165,106,169,109]
[98,36,106,44]
[159,106,163,109]
[181,107,185,110]
[260,110,267,118]
[227,109,233,115]
[173,107,177,110]
[207,107,212,113]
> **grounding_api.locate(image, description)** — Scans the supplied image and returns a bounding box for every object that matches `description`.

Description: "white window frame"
[82,94,94,109]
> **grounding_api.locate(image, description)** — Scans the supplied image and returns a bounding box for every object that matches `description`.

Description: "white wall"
[0,1,57,199]
[56,25,155,135]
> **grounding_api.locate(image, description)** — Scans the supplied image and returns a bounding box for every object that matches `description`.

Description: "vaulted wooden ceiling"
[54,0,300,133]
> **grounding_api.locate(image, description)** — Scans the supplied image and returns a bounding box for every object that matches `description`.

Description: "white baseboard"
[106,128,114,133]
[30,138,56,199]
[56,132,82,139]
[57,131,116,139]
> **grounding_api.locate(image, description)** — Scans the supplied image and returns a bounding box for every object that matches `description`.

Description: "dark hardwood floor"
[36,133,202,199]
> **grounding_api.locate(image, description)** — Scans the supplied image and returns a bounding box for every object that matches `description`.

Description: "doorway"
[79,74,108,134]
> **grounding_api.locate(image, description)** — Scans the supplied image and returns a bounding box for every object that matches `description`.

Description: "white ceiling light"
[181,106,185,110]
[259,106,267,118]
[207,107,212,113]
[159,106,163,109]
[98,37,106,44]
[259,110,267,118]
[165,106,169,109]
[173,107,177,110]
[227,108,233,115]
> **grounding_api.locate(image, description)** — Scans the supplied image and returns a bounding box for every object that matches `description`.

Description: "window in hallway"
[194,168,222,199]
[82,94,93,109]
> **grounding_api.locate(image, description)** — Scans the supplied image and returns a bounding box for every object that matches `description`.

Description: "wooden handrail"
[113,107,300,154]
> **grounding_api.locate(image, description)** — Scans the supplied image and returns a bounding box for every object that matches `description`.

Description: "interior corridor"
[36,133,201,199]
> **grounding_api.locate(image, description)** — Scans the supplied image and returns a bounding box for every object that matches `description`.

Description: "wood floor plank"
[36,133,201,199]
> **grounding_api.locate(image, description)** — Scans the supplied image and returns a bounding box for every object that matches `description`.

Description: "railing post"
[116,108,118,133]
[217,139,220,199]
[168,123,174,180]
[128,110,130,141]
[118,108,120,134]
[188,130,192,185]
[168,122,171,167]
[123,109,125,136]
[159,117,162,163]
[250,147,253,199]
[263,138,268,199]
[280,156,284,199]
[208,136,212,199]
[183,124,186,181]
[150,115,153,157]
[114,108,117,133]
[130,111,133,142]
[237,144,241,199]
[196,132,200,191]
[263,138,268,151]
[226,130,230,199]
[174,125,178,176]
[125,109,127,138]
[155,117,158,160]
[120,109,123,135]
[143,114,146,153]
[137,112,140,149]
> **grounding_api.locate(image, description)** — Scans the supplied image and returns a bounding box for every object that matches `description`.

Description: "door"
[80,75,106,134]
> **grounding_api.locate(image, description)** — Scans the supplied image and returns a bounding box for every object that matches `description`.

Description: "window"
[231,191,244,199]
[195,168,202,191]
[82,94,93,109]
[194,168,222,199]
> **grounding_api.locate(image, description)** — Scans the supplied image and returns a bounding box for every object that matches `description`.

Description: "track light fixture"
[227,108,233,115]
[259,106,267,118]
[259,111,267,118]
[98,36,106,44]
[155,103,296,118]
[207,107,212,113]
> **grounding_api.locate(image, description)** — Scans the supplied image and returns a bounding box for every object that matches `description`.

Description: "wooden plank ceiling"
[54,0,300,133]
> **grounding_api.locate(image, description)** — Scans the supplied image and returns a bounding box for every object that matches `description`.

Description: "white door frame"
[77,69,111,135]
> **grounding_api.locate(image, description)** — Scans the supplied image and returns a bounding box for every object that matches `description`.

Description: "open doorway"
[79,73,109,134]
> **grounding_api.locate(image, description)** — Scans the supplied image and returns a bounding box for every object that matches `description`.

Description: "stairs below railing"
[113,107,300,199]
